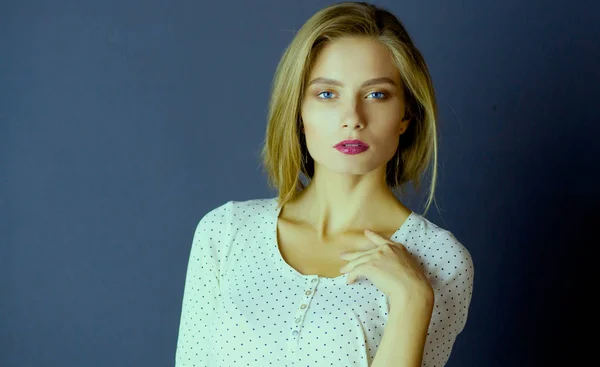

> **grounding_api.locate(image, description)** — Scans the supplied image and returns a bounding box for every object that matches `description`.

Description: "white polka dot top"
[175,197,474,367]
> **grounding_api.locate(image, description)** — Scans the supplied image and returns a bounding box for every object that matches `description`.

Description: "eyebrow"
[306,77,398,88]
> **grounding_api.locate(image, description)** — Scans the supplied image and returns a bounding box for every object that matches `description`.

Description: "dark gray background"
[1,0,597,366]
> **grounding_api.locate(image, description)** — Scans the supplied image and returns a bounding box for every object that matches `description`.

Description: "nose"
[341,102,365,130]
[342,120,364,129]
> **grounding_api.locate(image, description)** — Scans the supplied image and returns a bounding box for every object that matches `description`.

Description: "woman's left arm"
[370,289,435,367]
[418,233,474,367]
[340,229,474,367]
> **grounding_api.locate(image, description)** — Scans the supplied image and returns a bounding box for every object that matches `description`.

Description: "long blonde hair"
[260,1,439,215]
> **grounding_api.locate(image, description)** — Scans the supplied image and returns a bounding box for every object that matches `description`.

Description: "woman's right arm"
[175,201,233,366]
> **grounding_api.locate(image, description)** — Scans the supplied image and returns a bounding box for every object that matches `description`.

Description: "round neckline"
[269,196,415,284]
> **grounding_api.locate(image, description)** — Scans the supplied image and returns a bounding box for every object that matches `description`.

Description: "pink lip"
[334,139,369,148]
[334,139,369,155]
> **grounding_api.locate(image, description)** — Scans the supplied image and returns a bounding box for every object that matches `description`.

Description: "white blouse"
[175,197,474,367]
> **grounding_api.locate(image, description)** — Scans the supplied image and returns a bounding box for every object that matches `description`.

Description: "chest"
[276,221,372,279]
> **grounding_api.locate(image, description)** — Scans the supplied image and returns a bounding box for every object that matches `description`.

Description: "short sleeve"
[421,232,474,367]
[175,201,233,366]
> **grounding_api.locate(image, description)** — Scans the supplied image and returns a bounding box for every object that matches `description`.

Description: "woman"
[175,2,474,366]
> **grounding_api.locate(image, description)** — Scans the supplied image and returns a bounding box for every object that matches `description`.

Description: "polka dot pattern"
[175,197,474,366]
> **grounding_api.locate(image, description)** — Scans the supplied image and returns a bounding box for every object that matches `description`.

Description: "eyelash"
[316,91,388,100]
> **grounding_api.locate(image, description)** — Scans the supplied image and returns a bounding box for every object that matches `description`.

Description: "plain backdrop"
[1,0,598,366]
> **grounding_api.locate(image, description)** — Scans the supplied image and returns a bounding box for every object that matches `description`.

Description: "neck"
[294,164,405,241]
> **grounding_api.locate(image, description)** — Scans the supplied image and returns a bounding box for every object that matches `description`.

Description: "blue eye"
[368,92,386,99]
[316,91,387,99]
[317,91,335,99]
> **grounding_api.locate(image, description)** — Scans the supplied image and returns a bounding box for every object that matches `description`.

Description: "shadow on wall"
[490,44,596,366]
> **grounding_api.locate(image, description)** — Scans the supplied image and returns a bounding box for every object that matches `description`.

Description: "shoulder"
[404,213,474,285]
[197,196,278,232]
[228,196,278,216]
[190,197,277,275]
[408,216,475,363]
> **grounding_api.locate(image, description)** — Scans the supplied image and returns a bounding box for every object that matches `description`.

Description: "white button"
[292,330,299,336]
[311,278,318,283]
[300,304,307,309]
[295,317,301,323]
[305,290,312,296]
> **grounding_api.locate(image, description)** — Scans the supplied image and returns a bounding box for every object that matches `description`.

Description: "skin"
[286,36,434,367]
[291,36,412,241]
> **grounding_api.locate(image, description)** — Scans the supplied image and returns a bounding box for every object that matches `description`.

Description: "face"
[301,36,410,176]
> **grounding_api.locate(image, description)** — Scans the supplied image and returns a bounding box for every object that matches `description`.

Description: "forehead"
[307,37,400,83]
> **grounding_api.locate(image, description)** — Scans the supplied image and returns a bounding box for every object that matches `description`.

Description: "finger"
[339,252,374,274]
[346,262,369,284]
[339,245,381,261]
[364,229,394,246]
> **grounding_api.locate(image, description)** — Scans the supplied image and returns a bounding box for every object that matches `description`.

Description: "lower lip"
[335,145,369,155]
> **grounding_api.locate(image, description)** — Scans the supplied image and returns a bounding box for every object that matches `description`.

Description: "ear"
[400,118,411,135]
[399,110,411,134]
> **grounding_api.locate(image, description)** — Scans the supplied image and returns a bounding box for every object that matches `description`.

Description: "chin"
[322,161,381,176]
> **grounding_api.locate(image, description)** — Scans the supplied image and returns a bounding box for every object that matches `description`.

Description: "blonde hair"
[260,1,439,215]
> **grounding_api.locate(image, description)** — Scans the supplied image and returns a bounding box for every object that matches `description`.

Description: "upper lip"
[334,139,369,148]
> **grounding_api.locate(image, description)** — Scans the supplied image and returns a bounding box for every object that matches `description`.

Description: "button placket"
[288,276,319,352]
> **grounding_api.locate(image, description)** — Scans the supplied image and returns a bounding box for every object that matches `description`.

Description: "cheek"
[374,124,402,156]
[303,124,328,153]
[304,101,330,120]
[301,105,338,138]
